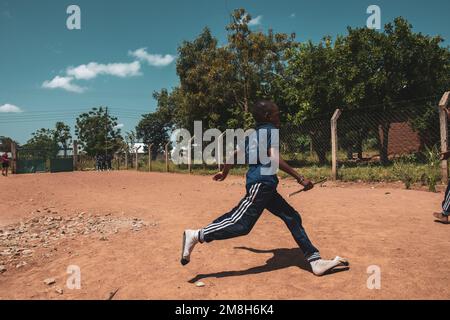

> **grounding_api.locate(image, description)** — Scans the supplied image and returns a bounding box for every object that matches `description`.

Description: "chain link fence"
[281,94,446,185]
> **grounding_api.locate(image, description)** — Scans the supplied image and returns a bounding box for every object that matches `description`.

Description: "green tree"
[281,37,344,164]
[175,27,239,131]
[75,107,123,157]
[136,88,176,159]
[226,8,295,128]
[0,136,13,152]
[136,113,170,160]
[24,128,59,160]
[54,122,72,157]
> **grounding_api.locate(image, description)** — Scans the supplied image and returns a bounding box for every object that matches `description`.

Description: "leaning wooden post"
[165,142,170,172]
[11,141,17,174]
[439,92,450,183]
[331,109,342,181]
[72,140,78,171]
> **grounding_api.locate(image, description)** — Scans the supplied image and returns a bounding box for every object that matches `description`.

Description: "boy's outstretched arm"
[270,147,314,191]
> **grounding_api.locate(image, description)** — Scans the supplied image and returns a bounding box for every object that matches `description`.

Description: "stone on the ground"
[44,277,56,285]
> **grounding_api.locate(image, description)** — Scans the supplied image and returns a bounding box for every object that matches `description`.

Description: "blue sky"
[1,0,449,144]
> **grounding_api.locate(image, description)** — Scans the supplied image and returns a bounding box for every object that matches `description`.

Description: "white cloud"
[0,103,23,113]
[67,61,141,80]
[248,15,263,26]
[290,13,296,18]
[42,76,85,93]
[114,123,124,129]
[129,48,175,67]
[42,49,172,93]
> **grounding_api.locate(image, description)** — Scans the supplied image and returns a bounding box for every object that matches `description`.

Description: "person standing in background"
[1,153,10,176]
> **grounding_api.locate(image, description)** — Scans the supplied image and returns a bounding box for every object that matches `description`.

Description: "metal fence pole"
[331,109,342,181]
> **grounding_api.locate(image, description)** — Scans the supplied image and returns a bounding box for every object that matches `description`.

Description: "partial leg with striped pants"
[200,183,273,242]
[434,181,450,223]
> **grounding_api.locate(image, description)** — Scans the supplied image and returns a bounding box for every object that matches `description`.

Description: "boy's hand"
[440,151,450,161]
[213,172,228,181]
[298,178,314,191]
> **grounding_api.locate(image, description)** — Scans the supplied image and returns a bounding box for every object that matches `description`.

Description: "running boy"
[181,100,349,276]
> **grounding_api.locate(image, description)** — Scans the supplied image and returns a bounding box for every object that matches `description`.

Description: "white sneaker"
[310,256,349,276]
[180,230,200,266]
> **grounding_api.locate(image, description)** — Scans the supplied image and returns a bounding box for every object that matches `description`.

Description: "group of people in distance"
[95,154,113,171]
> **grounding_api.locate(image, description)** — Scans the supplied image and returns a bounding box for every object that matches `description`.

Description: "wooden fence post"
[188,136,195,174]
[135,146,140,171]
[331,109,342,181]
[73,140,78,171]
[148,144,153,172]
[217,131,226,171]
[11,141,17,174]
[165,142,170,172]
[439,92,450,183]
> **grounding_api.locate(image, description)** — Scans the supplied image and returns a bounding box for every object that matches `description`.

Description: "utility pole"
[105,106,108,160]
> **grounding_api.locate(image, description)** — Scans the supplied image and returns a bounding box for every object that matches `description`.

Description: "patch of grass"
[133,156,443,191]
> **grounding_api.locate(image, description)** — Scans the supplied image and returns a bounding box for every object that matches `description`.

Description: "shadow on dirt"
[188,247,349,283]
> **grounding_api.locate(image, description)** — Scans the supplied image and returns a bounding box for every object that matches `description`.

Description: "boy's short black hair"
[251,100,277,123]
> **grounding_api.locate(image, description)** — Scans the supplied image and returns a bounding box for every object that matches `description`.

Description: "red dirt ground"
[0,171,449,300]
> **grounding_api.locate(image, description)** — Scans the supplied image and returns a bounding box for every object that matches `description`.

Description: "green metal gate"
[50,157,73,173]
[16,159,46,174]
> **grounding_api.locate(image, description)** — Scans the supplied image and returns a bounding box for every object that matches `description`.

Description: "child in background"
[1,153,10,176]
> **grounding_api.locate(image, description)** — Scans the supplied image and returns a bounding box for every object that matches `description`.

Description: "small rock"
[0,265,6,273]
[55,288,64,295]
[16,261,27,269]
[99,236,108,241]
[195,281,206,287]
[44,278,56,285]
[22,249,34,256]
